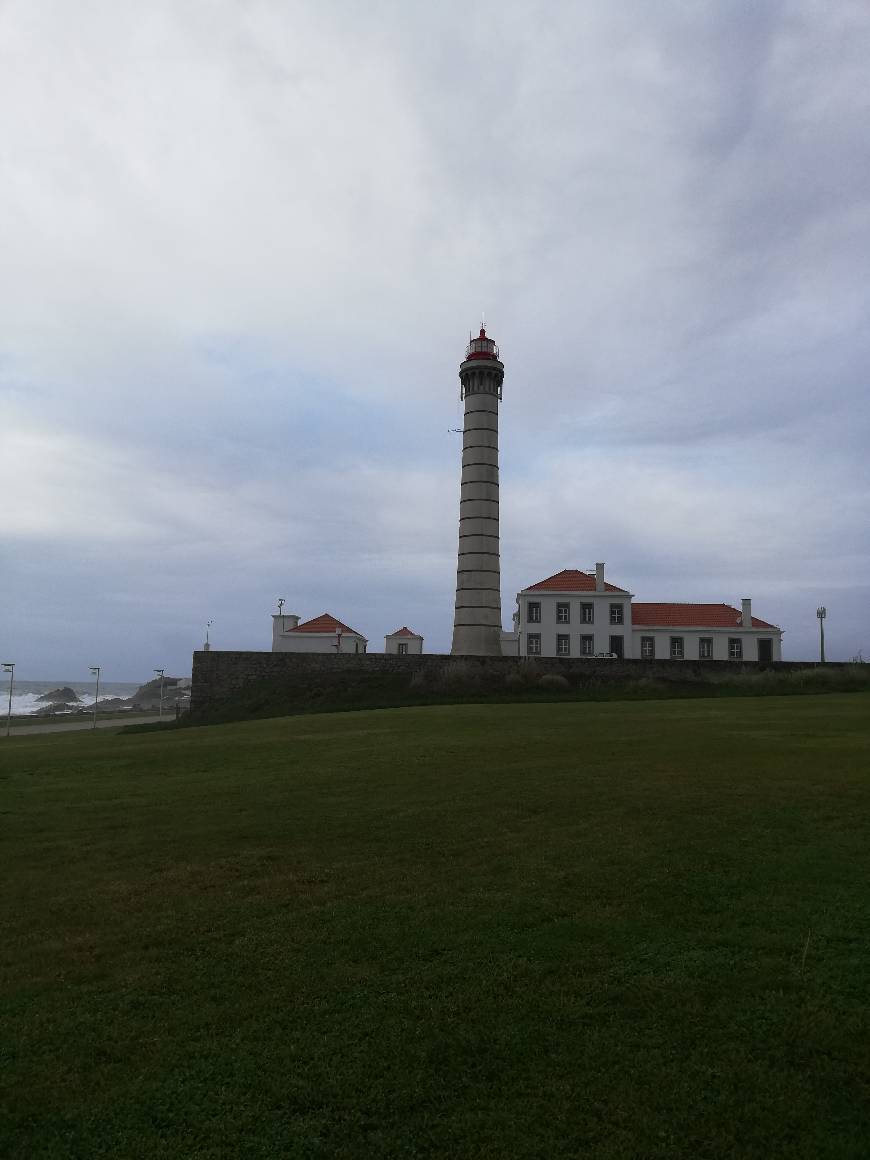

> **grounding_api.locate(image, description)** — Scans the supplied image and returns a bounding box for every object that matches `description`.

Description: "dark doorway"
[609,635,624,658]
[758,639,773,663]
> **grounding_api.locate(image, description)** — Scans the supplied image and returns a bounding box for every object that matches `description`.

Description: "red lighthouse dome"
[465,327,500,361]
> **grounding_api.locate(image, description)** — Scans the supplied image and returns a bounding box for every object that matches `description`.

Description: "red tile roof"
[524,569,629,594]
[387,626,422,637]
[631,603,778,629]
[290,613,366,637]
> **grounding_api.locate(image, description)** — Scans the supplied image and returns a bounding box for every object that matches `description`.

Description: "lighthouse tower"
[451,326,504,656]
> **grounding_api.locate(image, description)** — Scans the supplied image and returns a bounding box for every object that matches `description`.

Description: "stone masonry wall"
[189,649,846,718]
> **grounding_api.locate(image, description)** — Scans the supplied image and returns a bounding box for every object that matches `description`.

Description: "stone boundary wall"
[190,649,849,717]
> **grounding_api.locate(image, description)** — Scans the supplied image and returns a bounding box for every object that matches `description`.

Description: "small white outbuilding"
[384,627,424,655]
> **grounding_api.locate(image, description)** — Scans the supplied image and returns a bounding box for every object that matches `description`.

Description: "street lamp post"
[89,666,101,730]
[816,607,826,664]
[2,663,14,738]
[154,669,165,723]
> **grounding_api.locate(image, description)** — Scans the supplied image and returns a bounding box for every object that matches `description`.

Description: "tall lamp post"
[2,662,14,738]
[816,606,826,664]
[154,668,165,723]
[89,666,101,730]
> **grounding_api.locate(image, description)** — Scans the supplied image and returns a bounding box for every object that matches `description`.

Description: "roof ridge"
[632,602,768,613]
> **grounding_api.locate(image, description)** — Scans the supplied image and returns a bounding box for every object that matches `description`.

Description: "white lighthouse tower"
[450,326,504,656]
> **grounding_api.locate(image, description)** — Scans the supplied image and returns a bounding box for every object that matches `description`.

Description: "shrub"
[442,660,482,693]
[538,673,570,692]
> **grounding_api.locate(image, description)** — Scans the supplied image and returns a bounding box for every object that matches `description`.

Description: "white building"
[272,612,368,654]
[513,565,782,662]
[384,627,424,655]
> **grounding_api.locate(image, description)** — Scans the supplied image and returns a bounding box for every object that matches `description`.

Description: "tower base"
[450,625,503,657]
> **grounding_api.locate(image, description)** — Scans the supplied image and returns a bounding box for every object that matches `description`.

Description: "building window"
[527,633,541,656]
[609,635,624,658]
[527,602,541,623]
[581,603,594,623]
[556,634,570,656]
[397,642,408,656]
[556,602,570,624]
[670,637,684,659]
[609,604,624,625]
[641,637,654,659]
[729,638,743,660]
[699,638,713,659]
[580,635,594,656]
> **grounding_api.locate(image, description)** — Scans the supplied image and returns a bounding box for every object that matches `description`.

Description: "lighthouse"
[450,326,504,656]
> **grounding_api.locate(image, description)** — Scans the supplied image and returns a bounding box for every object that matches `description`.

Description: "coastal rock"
[36,686,80,704]
[129,676,187,708]
[131,676,180,700]
[75,698,129,713]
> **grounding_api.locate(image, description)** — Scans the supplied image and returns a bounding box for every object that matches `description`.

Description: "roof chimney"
[741,598,752,628]
[272,611,300,648]
[595,562,605,593]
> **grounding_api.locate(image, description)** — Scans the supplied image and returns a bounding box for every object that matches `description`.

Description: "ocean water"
[2,679,143,718]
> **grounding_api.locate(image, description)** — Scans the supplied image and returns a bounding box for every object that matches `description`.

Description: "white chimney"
[741,598,752,628]
[595,562,605,592]
[272,611,300,649]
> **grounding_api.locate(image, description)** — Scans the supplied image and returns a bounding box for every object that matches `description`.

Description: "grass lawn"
[3,694,869,1159]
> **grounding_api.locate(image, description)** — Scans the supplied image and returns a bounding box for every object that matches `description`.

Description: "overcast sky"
[2,0,868,678]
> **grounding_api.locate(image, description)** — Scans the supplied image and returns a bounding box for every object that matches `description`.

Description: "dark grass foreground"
[3,695,870,1159]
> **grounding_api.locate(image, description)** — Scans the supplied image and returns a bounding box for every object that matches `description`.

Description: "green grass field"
[3,695,870,1159]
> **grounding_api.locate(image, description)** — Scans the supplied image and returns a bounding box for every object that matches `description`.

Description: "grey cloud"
[1,0,867,673]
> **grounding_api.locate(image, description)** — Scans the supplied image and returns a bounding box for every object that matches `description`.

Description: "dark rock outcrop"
[36,686,80,704]
[130,676,181,704]
[74,698,129,713]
